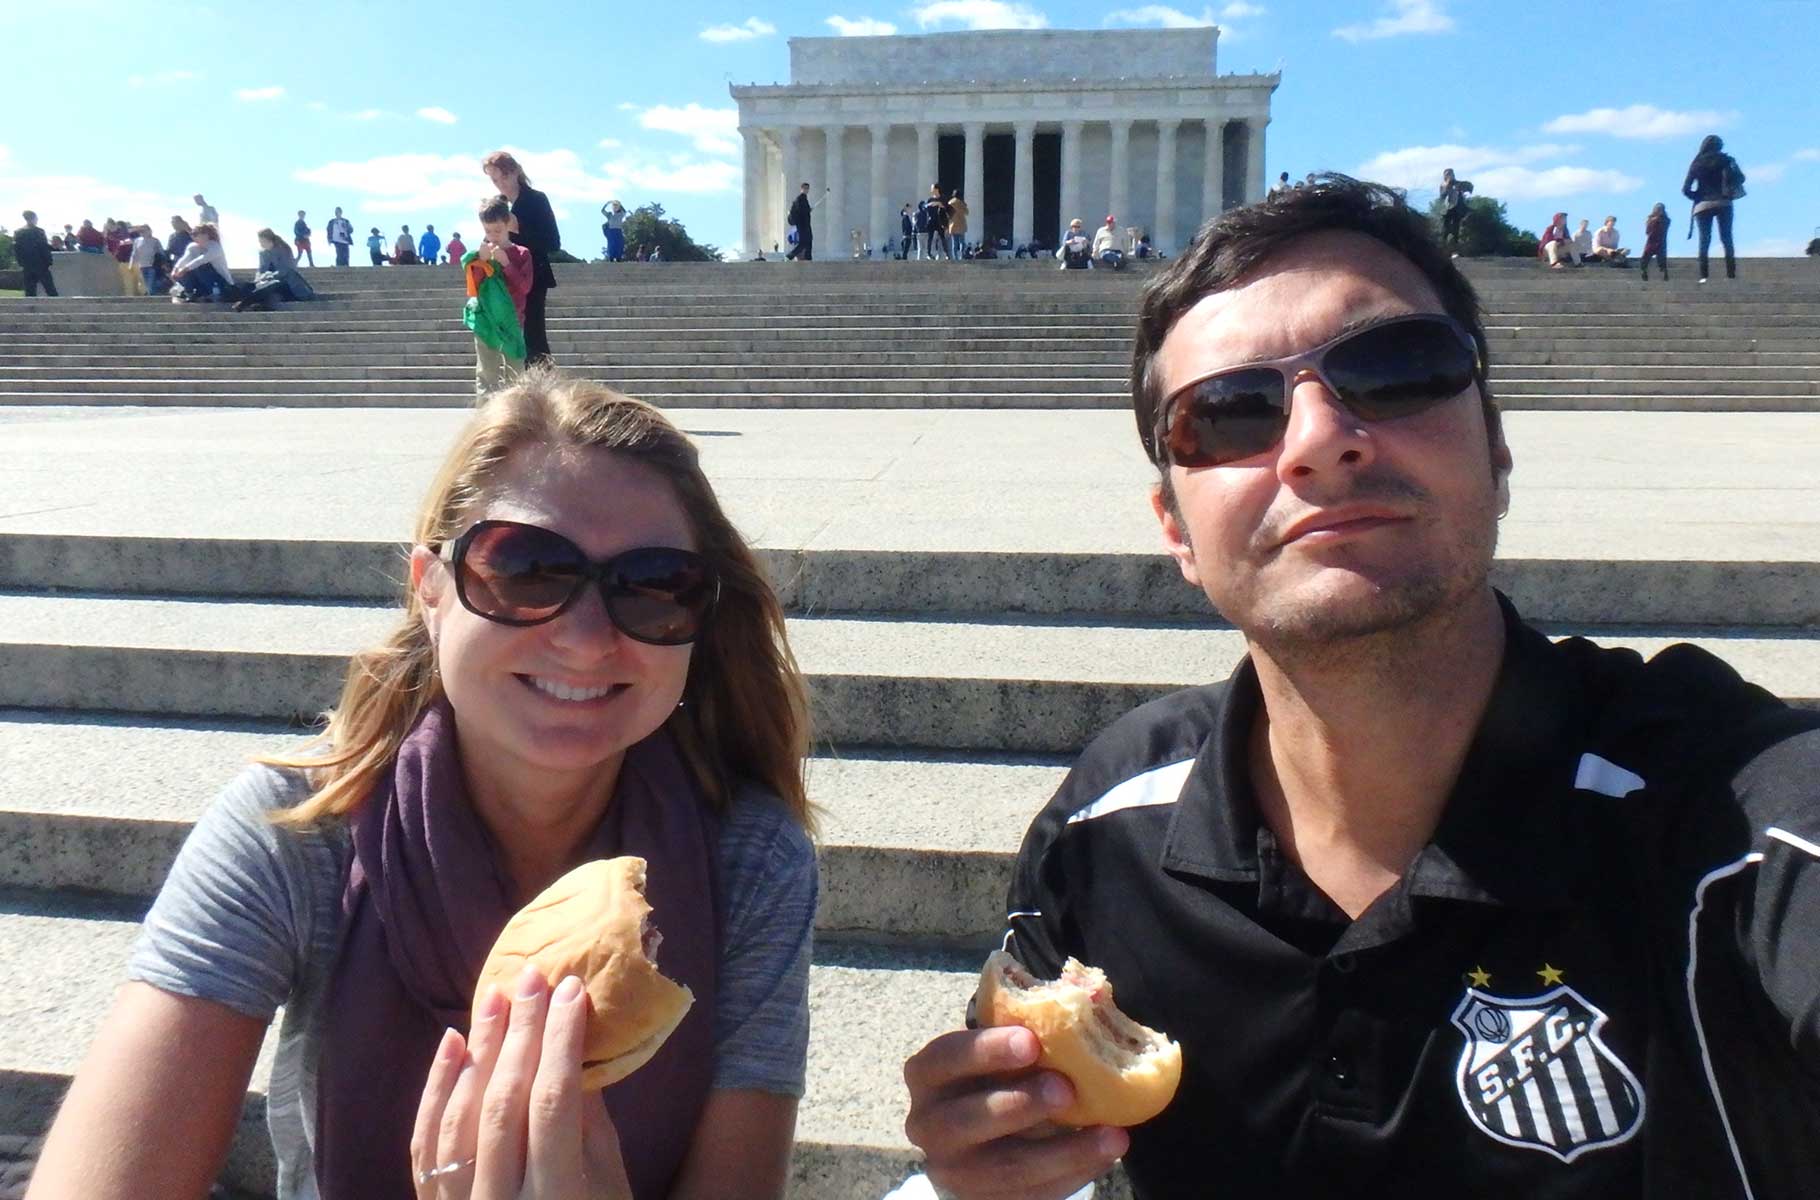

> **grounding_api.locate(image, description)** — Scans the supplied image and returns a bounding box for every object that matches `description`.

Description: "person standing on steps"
[1438,168,1472,256]
[602,200,629,262]
[293,211,315,267]
[785,183,815,261]
[1640,203,1671,282]
[326,207,354,267]
[483,150,562,365]
[194,193,218,226]
[13,211,57,297]
[1682,134,1745,283]
[418,224,441,268]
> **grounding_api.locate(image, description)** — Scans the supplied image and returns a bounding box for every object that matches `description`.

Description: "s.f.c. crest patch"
[1451,984,1645,1162]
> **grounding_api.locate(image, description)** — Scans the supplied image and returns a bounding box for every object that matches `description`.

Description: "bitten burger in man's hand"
[475,856,692,1088]
[974,950,1183,1128]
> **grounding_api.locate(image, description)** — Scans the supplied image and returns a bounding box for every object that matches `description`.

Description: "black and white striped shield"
[1451,984,1645,1162]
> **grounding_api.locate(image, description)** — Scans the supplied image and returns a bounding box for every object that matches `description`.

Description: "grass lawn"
[0,289,23,298]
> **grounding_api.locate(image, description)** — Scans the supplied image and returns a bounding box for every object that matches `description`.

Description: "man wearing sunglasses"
[904,176,1820,1198]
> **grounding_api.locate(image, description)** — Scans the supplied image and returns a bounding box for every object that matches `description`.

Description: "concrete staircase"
[1,258,1816,410]
[1,255,1818,1197]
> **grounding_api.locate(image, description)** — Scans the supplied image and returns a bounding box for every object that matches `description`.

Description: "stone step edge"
[5,536,1820,627]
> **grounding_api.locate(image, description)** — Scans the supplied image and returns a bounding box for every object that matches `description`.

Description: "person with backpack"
[293,211,315,267]
[326,207,355,266]
[1682,134,1745,283]
[899,203,915,259]
[785,183,815,261]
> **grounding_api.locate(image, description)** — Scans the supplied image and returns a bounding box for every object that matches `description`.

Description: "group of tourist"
[1430,133,1748,284]
[21,174,1819,1200]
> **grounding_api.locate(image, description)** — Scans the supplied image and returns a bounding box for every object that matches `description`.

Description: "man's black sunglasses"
[433,520,719,646]
[1155,313,1482,468]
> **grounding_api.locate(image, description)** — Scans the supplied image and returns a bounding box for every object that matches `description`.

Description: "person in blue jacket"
[418,224,442,267]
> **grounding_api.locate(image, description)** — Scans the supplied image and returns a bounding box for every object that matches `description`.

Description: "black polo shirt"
[1002,598,1820,1198]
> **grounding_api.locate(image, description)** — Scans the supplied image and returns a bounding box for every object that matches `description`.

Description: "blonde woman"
[30,373,816,1200]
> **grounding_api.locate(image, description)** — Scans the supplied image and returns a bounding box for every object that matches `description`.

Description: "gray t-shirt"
[128,763,816,1199]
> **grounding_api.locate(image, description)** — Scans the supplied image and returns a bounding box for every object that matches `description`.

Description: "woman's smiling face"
[416,444,699,784]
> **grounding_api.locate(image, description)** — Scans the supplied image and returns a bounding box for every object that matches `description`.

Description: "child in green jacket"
[464,195,534,402]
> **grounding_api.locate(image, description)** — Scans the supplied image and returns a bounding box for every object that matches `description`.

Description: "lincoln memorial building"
[730,26,1279,259]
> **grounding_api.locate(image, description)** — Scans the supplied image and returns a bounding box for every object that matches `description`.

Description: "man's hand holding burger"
[903,1026,1129,1200]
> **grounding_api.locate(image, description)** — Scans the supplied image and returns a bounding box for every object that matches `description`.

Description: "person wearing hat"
[1093,215,1125,270]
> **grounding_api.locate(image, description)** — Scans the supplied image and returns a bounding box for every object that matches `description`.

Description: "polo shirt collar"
[1160,593,1592,912]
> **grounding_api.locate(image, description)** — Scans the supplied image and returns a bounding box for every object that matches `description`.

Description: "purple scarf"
[315,702,721,1199]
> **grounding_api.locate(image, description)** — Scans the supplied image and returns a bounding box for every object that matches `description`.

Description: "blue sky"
[7,0,1816,265]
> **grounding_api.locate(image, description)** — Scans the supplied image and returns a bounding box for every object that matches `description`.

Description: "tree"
[617,203,721,262]
[0,232,14,272]
[1426,194,1539,258]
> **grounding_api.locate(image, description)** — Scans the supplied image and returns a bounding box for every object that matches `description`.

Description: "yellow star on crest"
[1537,963,1565,986]
[1467,966,1492,988]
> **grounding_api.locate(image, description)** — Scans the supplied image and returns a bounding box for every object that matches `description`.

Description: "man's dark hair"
[1131,174,1499,471]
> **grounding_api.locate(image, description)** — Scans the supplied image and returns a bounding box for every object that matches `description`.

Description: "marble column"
[740,127,764,259]
[1108,119,1131,232]
[1201,118,1225,227]
[1059,120,1084,226]
[962,122,986,237]
[916,123,938,195]
[1012,120,1036,248]
[1154,118,1179,254]
[823,124,845,254]
[869,123,891,256]
[1246,117,1269,204]
[780,127,802,227]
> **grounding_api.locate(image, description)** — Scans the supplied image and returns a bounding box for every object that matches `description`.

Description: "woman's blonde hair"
[267,370,813,832]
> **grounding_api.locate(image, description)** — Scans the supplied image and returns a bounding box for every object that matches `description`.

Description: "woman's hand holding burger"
[411,966,633,1200]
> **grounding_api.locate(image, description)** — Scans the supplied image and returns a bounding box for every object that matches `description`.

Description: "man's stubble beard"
[1227,471,1503,668]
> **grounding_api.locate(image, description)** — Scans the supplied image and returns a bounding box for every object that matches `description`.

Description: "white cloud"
[1333,0,1452,42]
[234,85,285,102]
[1747,162,1788,184]
[827,14,899,35]
[0,149,267,267]
[916,1,1049,30]
[1355,142,1639,199]
[306,101,327,111]
[353,109,387,121]
[598,137,624,149]
[1542,104,1736,141]
[636,104,741,156]
[617,102,640,112]
[1221,1,1265,15]
[1106,6,1213,28]
[700,17,777,42]
[1739,237,1809,257]
[606,158,743,194]
[416,106,459,125]
[1795,148,1820,162]
[128,70,198,88]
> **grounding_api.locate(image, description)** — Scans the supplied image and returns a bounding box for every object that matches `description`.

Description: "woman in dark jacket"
[1682,134,1744,282]
[482,150,561,365]
[234,229,318,311]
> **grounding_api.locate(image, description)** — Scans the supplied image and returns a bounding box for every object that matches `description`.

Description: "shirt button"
[1331,953,1357,974]
[1326,1055,1354,1088]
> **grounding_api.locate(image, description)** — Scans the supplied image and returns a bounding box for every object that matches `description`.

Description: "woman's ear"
[410,545,446,611]
[1493,439,1514,518]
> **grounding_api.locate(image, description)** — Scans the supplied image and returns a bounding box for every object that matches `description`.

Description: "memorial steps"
[1,258,1818,410]
[1,258,1819,1196]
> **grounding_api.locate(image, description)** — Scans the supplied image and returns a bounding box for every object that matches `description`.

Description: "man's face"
[1150,231,1511,648]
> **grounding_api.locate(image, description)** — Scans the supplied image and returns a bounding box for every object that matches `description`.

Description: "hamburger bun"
[974,949,1182,1128]
[475,856,692,1089]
